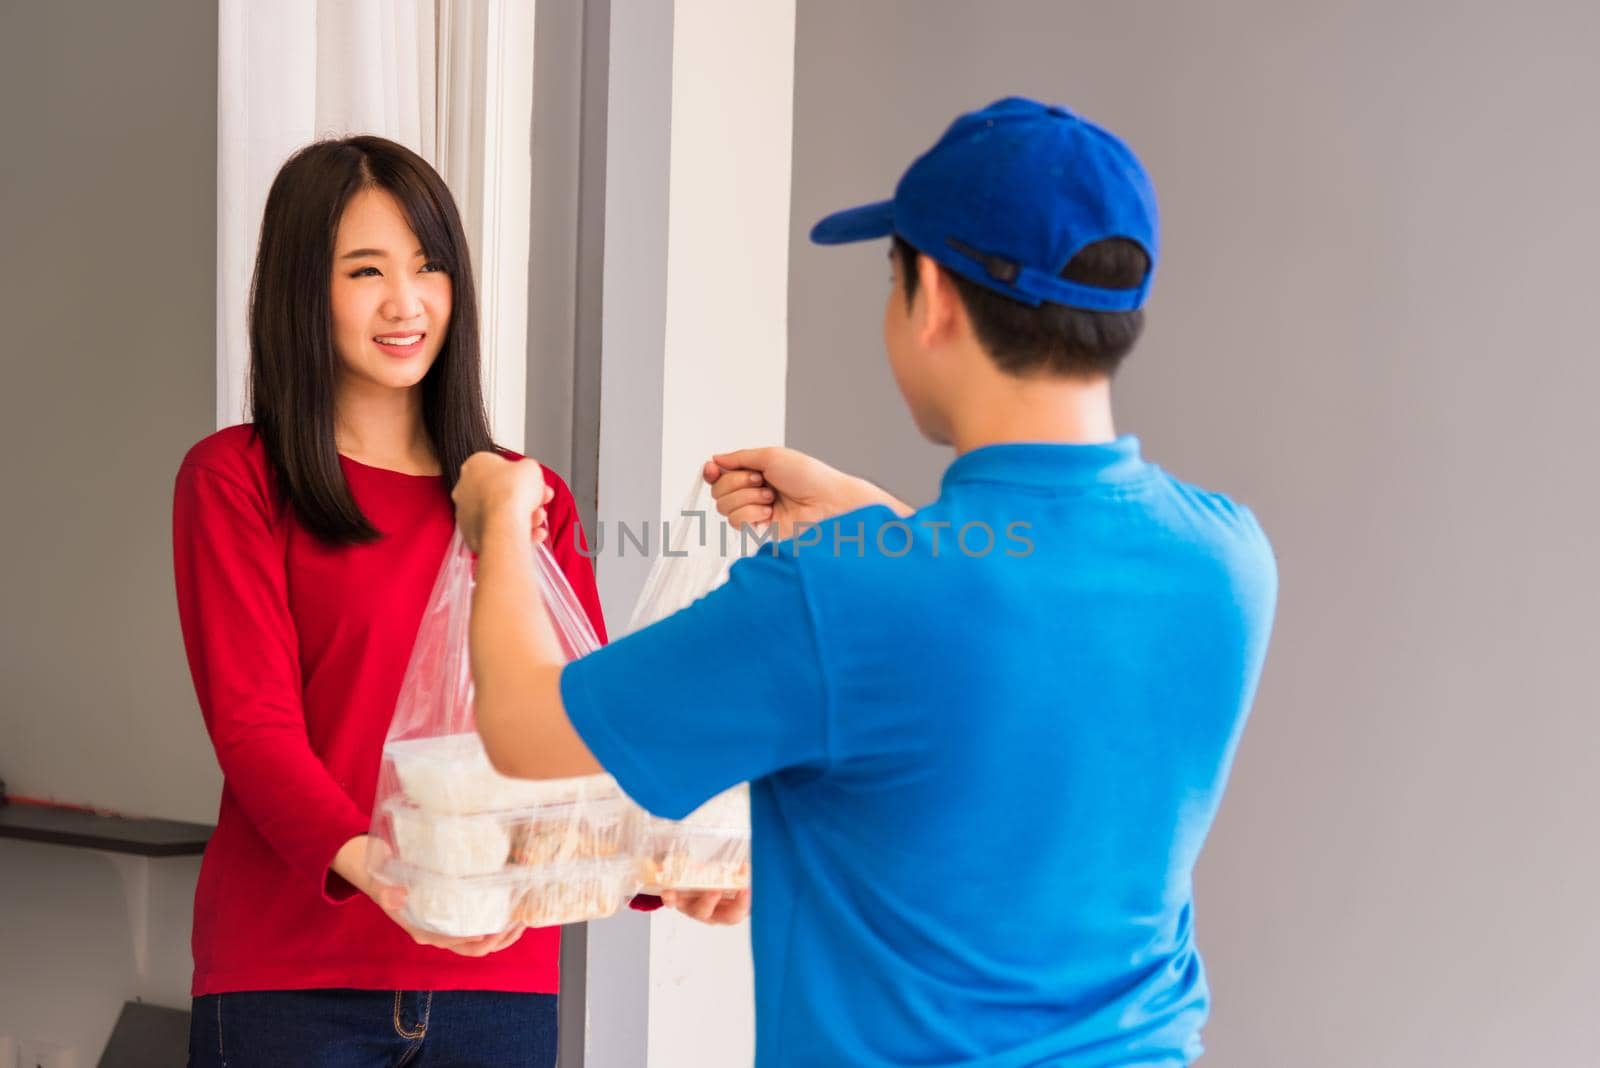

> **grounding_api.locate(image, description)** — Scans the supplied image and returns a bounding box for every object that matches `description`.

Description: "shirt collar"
[940,435,1149,492]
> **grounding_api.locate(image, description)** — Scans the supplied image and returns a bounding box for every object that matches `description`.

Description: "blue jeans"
[188,989,558,1067]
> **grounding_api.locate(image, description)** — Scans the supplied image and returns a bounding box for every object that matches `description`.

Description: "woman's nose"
[382,277,425,321]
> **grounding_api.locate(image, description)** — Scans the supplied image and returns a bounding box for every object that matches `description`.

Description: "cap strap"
[943,236,1150,312]
[1016,266,1151,313]
[944,237,1021,285]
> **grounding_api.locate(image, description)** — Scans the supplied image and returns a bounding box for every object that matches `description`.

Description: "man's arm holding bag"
[454,454,604,781]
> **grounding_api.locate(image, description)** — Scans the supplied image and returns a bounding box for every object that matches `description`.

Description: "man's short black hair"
[892,234,1148,379]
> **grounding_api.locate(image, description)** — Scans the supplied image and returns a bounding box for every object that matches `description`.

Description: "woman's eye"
[347,263,445,278]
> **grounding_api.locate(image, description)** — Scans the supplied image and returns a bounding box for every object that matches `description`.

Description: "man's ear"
[915,253,964,348]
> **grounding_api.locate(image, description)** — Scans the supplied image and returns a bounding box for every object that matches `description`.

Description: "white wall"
[786,2,1600,1065]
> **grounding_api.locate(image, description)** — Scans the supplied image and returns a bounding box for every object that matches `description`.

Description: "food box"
[390,864,522,938]
[383,732,602,814]
[637,785,751,892]
[515,860,638,928]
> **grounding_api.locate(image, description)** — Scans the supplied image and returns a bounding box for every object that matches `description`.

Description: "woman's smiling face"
[329,187,453,393]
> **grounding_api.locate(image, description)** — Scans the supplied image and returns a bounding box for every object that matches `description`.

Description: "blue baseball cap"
[810,97,1159,312]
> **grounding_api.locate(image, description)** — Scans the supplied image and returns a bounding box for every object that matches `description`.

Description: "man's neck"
[945,371,1117,455]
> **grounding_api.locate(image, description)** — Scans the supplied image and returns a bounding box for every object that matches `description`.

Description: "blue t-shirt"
[562,437,1277,1067]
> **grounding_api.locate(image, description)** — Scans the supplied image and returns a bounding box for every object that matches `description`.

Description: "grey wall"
[788,2,1600,1065]
[528,3,619,1063]
[527,0,611,538]
[527,0,583,481]
[1,0,220,822]
[0,0,219,1059]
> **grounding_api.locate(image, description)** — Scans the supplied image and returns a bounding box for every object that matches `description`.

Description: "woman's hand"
[332,834,529,957]
[660,887,752,925]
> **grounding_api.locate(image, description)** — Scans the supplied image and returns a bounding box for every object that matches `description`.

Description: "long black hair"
[248,135,495,544]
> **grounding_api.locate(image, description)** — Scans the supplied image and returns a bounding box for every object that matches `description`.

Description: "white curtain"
[217,0,534,450]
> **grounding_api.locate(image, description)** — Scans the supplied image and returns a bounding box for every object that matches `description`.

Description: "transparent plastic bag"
[386,530,601,744]
[368,530,641,935]
[626,474,756,892]
[627,475,748,631]
[637,783,751,893]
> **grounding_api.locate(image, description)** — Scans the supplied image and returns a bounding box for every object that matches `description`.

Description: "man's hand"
[452,452,553,553]
[704,447,911,539]
[332,834,529,957]
[660,887,752,926]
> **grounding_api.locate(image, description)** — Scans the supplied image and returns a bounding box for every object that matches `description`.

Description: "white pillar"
[587,1,796,1065]
[649,1,794,1057]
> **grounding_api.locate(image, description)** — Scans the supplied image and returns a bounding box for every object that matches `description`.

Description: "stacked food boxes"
[373,732,750,936]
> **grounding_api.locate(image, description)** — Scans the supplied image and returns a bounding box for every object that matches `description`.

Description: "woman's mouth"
[373,332,426,357]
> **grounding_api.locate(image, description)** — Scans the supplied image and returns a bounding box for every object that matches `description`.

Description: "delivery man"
[451,97,1278,1067]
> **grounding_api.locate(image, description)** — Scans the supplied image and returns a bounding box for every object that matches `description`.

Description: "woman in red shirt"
[173,135,632,1066]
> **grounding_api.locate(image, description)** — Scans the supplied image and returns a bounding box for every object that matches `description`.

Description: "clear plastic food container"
[383,802,513,877]
[387,863,523,938]
[508,797,636,867]
[381,856,641,937]
[638,823,751,892]
[380,790,635,876]
[636,784,751,892]
[515,859,639,928]
[679,784,750,828]
[382,733,605,814]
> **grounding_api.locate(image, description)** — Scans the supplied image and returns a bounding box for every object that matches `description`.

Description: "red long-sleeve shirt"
[173,424,619,996]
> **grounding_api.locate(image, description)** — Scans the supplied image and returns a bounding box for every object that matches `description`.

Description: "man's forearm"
[844,475,914,518]
[469,516,583,778]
